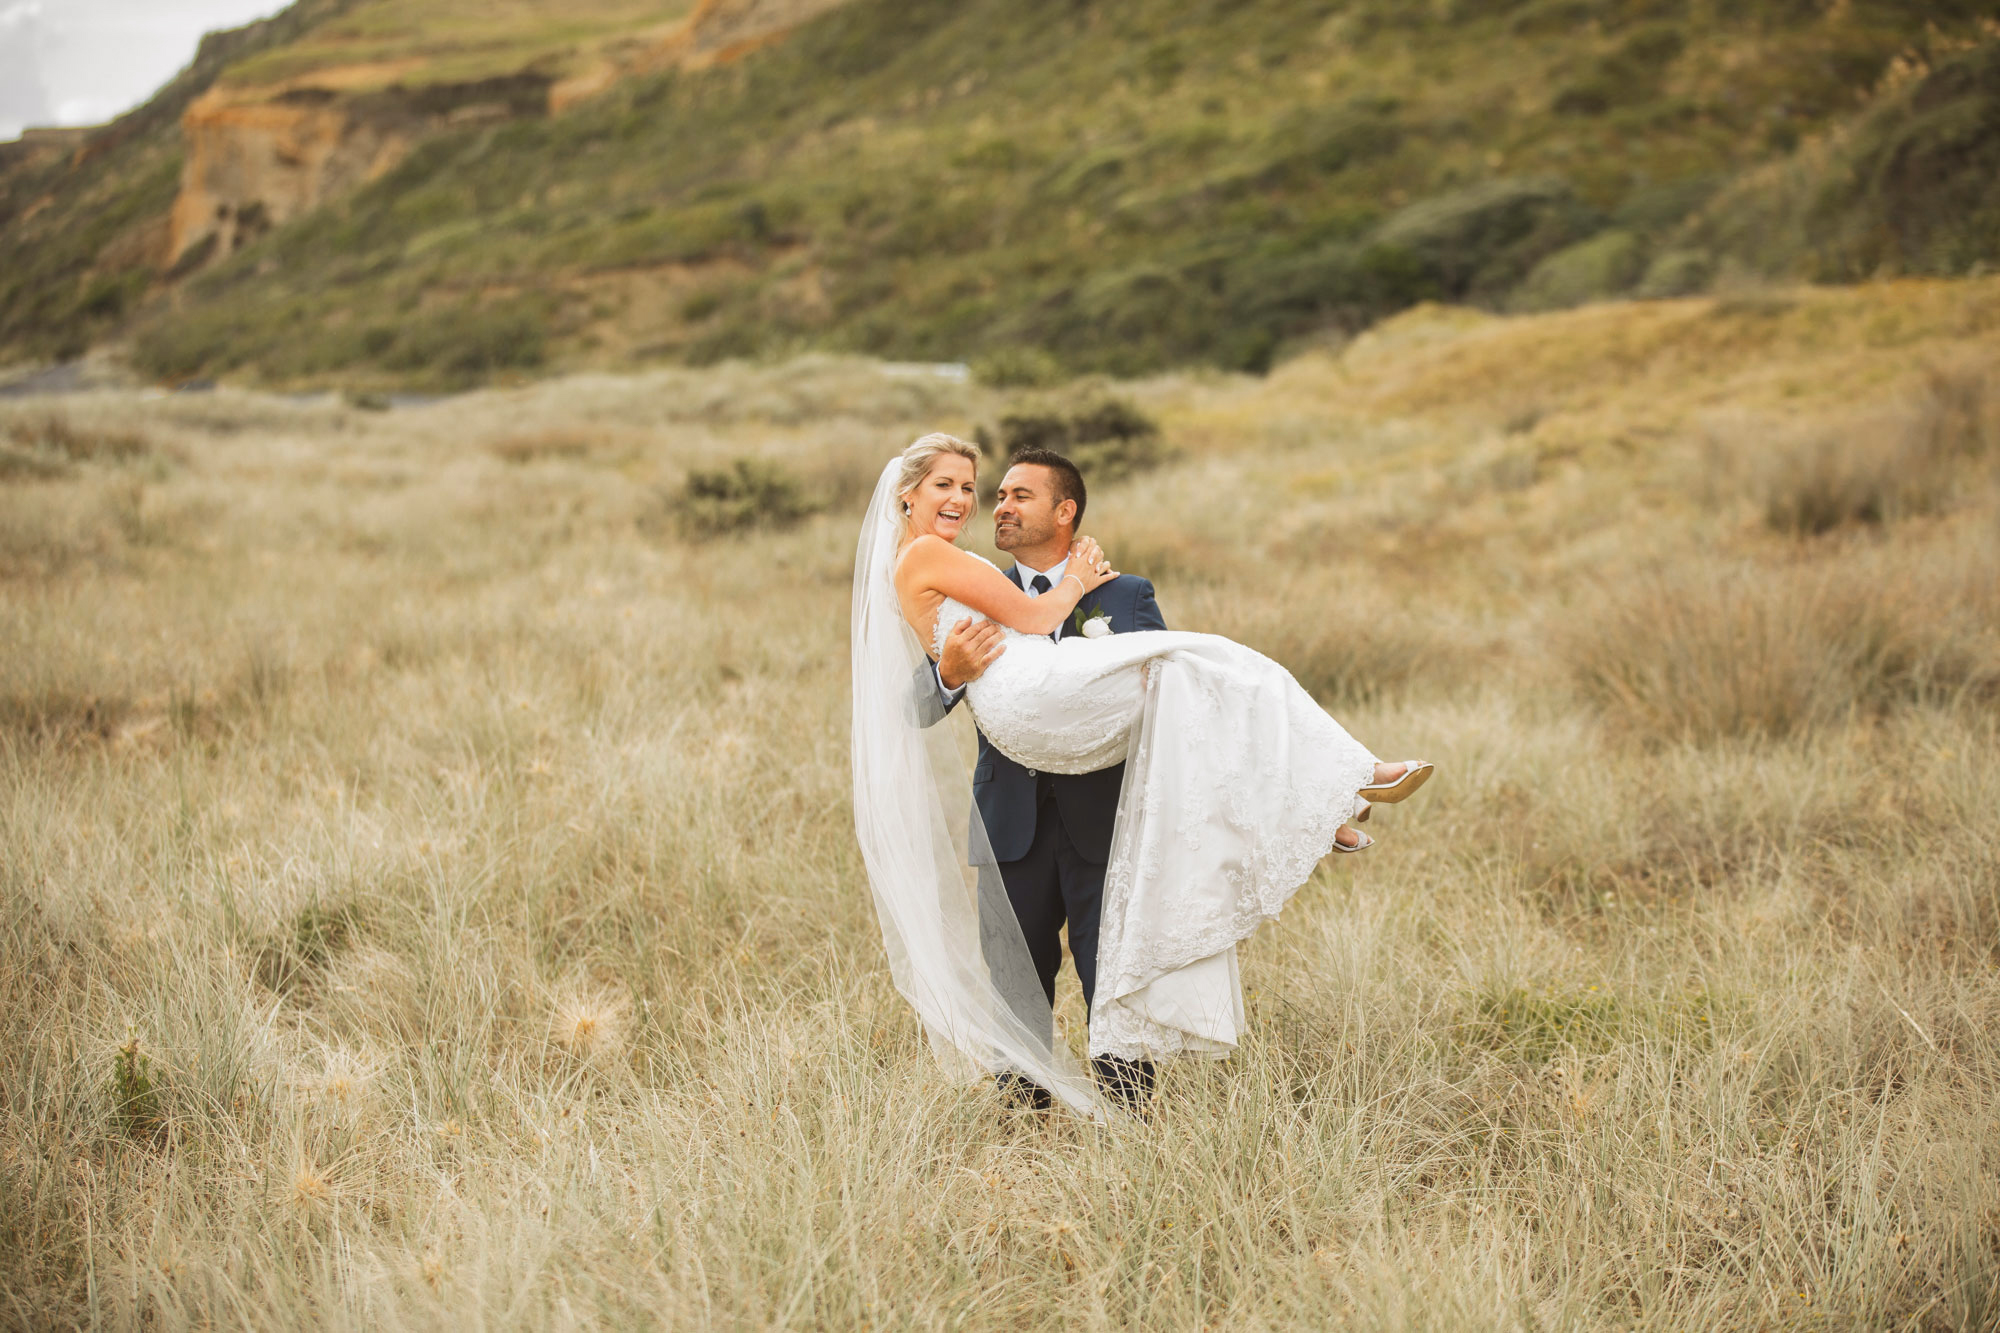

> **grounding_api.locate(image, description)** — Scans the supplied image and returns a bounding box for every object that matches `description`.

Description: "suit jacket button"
[1026,769,1037,777]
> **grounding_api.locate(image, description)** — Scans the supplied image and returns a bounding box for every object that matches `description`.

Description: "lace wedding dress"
[931,555,1379,1061]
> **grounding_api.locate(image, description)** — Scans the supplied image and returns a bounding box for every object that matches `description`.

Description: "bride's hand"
[1070,537,1118,592]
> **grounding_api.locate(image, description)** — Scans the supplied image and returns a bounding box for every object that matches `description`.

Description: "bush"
[382,296,549,386]
[1511,228,1649,310]
[1371,177,1604,303]
[672,457,821,537]
[1673,40,2000,284]
[1636,247,1714,297]
[980,396,1168,485]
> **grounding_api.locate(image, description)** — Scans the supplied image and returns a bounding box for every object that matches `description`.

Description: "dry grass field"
[4,279,1999,1330]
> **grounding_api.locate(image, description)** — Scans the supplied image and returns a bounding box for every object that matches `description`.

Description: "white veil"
[849,458,1107,1119]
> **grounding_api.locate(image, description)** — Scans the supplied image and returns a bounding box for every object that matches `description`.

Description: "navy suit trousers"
[1001,774,1108,1024]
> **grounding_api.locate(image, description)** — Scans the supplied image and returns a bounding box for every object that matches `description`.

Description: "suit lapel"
[1057,572,1102,642]
[1073,577,1129,639]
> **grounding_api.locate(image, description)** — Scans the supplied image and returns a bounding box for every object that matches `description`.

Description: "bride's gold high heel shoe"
[1359,760,1433,804]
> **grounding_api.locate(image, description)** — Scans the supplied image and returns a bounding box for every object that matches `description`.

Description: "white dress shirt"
[938,554,1071,704]
[1014,555,1071,597]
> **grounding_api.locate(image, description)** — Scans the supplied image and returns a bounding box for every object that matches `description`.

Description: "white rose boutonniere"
[1078,612,1114,639]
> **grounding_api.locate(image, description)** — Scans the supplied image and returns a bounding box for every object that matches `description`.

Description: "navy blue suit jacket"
[922,568,1166,865]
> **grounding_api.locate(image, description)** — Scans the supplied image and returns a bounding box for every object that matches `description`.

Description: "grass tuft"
[254,901,363,993]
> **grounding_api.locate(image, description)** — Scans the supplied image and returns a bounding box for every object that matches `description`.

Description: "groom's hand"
[938,618,1004,690]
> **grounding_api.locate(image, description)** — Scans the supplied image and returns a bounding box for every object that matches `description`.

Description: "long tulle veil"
[849,458,1106,1118]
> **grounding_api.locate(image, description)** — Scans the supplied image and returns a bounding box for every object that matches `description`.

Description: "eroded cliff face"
[168,0,857,274]
[170,90,393,268]
[167,75,549,270]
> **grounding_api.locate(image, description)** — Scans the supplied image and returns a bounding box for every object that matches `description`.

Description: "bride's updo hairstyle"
[894,432,982,518]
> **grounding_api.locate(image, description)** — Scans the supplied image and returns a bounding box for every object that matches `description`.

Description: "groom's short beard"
[995,518,1073,555]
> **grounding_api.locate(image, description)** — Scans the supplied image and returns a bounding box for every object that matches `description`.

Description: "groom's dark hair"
[1006,447,1087,528]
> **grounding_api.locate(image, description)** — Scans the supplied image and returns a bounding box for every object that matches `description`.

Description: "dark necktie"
[1029,574,1059,641]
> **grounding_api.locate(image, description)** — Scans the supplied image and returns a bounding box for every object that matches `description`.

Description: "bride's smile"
[906,455,978,543]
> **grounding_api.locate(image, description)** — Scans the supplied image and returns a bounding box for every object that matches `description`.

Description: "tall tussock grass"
[1761,361,1998,536]
[4,298,2000,1329]
[1567,535,2000,743]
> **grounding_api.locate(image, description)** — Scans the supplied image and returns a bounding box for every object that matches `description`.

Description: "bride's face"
[904,455,977,543]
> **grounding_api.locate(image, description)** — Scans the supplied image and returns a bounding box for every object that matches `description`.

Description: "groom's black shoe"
[994,1071,1054,1113]
[1092,1056,1156,1112]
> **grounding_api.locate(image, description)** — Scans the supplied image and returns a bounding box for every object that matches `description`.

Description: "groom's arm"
[1131,577,1166,632]
[911,660,956,728]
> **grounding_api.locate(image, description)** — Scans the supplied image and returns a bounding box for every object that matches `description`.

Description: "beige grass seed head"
[552,990,630,1060]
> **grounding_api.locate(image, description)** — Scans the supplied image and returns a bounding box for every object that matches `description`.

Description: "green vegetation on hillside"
[7,0,2000,384]
[0,0,357,362]
[217,0,691,91]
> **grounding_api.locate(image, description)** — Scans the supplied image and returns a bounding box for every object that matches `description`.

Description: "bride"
[851,433,1432,1117]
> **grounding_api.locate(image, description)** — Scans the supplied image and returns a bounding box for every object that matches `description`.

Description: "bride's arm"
[898,536,1111,637]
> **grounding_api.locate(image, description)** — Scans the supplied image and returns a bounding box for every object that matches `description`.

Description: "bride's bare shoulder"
[895,534,965,575]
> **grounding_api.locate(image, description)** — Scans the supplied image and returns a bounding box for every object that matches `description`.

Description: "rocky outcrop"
[167,74,549,271]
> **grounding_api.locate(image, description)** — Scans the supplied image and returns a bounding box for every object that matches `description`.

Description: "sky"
[1,0,286,141]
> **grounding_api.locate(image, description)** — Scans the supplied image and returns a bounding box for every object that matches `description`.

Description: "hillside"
[2,0,1998,386]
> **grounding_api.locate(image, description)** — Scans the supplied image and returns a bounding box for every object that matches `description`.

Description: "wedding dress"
[928,561,1378,1061]
[851,458,1379,1116]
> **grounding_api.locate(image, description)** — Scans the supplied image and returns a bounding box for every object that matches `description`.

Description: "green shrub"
[1635,247,1714,297]
[381,296,549,386]
[111,1035,164,1144]
[672,458,822,537]
[1511,228,1649,310]
[1673,40,2000,284]
[981,396,1168,485]
[1372,178,1604,303]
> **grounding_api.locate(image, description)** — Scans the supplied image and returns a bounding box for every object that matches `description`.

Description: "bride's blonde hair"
[894,433,982,520]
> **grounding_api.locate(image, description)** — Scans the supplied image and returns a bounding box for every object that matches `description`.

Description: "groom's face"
[993,464,1076,555]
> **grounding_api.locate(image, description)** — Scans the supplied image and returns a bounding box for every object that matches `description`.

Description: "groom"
[922,446,1165,1109]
